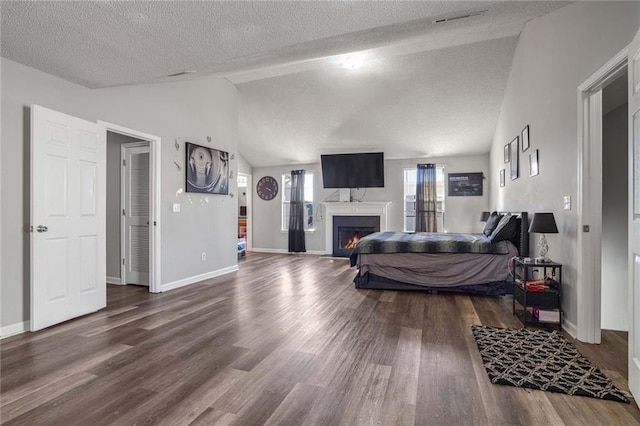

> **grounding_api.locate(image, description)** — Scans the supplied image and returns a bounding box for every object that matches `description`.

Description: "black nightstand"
[512,258,562,329]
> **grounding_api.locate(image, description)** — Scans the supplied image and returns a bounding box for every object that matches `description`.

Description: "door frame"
[577,48,628,343]
[99,122,161,293]
[120,141,151,286]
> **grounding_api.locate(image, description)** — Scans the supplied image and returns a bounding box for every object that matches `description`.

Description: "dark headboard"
[499,211,529,257]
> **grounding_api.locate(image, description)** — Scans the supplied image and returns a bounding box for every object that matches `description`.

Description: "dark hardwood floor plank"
[1,343,132,407]
[0,371,97,422]
[1,252,638,425]
[378,326,421,425]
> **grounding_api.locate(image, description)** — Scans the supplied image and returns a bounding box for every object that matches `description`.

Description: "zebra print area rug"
[471,325,630,403]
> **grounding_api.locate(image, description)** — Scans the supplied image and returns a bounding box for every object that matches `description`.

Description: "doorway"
[577,50,628,343]
[100,122,161,293]
[238,172,252,253]
[601,73,629,332]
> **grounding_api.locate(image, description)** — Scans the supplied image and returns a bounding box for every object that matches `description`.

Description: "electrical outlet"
[563,196,571,210]
[201,252,206,261]
[173,203,181,213]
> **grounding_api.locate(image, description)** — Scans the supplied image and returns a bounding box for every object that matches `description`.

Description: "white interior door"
[628,27,640,401]
[122,144,150,286]
[31,105,105,331]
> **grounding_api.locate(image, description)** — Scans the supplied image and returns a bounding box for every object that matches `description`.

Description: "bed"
[350,212,529,295]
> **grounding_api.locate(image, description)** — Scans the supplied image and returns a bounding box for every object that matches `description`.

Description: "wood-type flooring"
[1,252,638,425]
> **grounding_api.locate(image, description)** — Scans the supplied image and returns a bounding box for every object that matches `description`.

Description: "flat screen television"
[321,152,385,188]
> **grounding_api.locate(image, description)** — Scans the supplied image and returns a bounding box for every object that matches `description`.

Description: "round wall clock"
[257,176,279,200]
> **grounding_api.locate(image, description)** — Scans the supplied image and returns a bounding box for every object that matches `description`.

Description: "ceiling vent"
[166,71,196,78]
[433,10,487,24]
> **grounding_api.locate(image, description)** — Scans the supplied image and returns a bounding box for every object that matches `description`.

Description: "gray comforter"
[349,231,510,267]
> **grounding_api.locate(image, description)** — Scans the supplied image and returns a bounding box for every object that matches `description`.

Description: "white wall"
[601,103,628,331]
[237,154,252,175]
[105,132,144,281]
[251,154,489,252]
[1,58,238,329]
[488,2,640,332]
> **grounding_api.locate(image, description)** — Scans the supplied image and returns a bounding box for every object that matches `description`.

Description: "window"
[403,167,445,232]
[282,173,314,231]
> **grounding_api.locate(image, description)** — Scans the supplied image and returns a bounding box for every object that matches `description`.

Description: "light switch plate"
[173,203,181,213]
[563,196,571,210]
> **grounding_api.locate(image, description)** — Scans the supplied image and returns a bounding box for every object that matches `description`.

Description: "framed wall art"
[448,172,483,196]
[185,142,229,194]
[529,149,539,177]
[509,137,519,180]
[521,125,530,152]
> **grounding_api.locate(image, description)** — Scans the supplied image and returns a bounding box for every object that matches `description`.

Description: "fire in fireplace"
[339,226,375,250]
[332,216,380,257]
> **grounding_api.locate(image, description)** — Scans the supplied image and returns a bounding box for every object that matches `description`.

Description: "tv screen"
[321,152,385,188]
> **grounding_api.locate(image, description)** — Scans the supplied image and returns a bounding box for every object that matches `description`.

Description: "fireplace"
[332,216,380,257]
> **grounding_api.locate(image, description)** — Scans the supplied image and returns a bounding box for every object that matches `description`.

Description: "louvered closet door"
[124,145,150,286]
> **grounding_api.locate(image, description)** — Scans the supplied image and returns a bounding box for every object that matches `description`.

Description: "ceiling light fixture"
[342,54,364,70]
[166,70,197,78]
[433,10,487,24]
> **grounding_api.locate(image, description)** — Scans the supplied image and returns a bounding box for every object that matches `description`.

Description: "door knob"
[36,225,48,233]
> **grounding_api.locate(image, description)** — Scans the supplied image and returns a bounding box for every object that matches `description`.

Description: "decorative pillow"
[483,211,502,236]
[489,213,518,243]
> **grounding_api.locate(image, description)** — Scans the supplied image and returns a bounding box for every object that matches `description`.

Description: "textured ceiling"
[1,1,570,166]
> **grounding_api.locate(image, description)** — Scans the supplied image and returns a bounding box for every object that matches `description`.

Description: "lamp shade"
[480,211,490,222]
[529,213,558,234]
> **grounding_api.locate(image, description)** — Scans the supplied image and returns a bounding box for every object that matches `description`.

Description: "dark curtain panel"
[415,163,437,232]
[288,170,307,253]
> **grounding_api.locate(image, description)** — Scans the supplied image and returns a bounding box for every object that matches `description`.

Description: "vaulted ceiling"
[1,1,569,167]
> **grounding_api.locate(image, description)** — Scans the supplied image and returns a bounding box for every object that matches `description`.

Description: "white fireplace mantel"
[321,201,391,255]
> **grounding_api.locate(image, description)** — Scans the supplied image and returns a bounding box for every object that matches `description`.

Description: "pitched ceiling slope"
[0,1,569,165]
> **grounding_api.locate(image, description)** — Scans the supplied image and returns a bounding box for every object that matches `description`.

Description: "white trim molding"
[563,318,578,339]
[1,321,30,339]
[160,266,239,292]
[250,248,326,255]
[106,276,123,285]
[98,121,162,294]
[576,47,628,343]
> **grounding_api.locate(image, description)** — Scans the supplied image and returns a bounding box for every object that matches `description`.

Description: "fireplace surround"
[321,201,391,257]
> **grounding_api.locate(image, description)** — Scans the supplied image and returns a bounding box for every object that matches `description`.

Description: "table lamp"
[480,211,490,222]
[528,212,558,262]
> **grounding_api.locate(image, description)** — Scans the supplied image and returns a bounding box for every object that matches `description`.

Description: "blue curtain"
[288,170,307,253]
[415,163,437,232]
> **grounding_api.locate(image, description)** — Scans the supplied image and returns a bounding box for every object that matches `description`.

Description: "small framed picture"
[500,169,505,187]
[521,125,530,152]
[504,144,510,163]
[529,149,539,177]
[510,136,519,180]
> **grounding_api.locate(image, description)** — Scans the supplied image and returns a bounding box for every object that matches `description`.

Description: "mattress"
[354,241,518,288]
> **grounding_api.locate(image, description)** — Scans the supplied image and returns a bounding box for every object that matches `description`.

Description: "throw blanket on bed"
[349,231,511,266]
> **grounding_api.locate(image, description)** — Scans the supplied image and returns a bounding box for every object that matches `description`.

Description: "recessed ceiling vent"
[166,70,196,78]
[433,10,487,24]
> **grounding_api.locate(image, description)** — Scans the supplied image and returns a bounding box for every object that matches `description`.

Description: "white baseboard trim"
[250,248,326,256]
[106,276,123,285]
[160,265,239,292]
[1,321,30,339]
[563,318,577,338]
